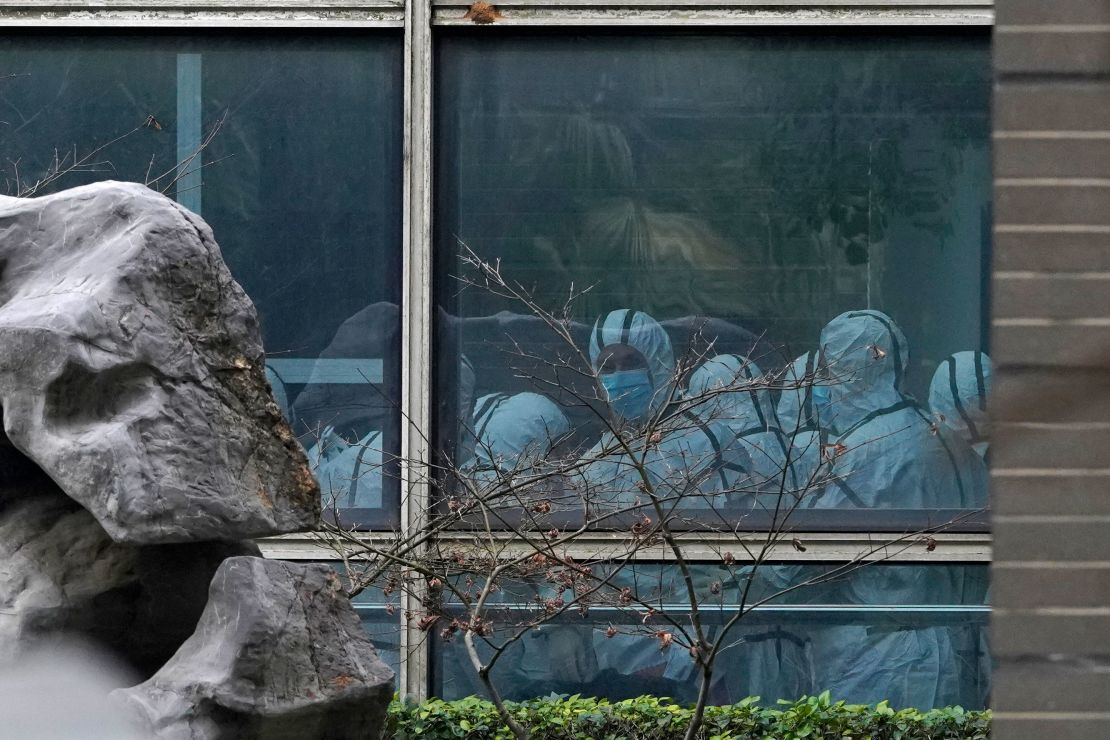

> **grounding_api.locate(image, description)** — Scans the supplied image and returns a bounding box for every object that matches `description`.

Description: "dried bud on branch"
[463,1,502,23]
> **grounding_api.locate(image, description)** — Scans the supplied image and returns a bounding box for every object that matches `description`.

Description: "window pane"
[434,32,991,528]
[432,563,990,710]
[335,564,403,679]
[1,34,404,527]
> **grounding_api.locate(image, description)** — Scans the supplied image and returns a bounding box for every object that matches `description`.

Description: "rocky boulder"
[0,181,319,543]
[113,557,395,740]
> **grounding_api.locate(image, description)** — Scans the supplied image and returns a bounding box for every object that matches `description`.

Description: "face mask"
[601,369,654,421]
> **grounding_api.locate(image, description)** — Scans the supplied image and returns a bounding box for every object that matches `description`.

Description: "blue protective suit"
[589,309,677,420]
[776,351,831,435]
[687,354,797,505]
[773,352,833,499]
[454,354,478,465]
[579,311,748,512]
[817,310,987,510]
[461,391,571,484]
[808,311,985,709]
[306,427,384,509]
[929,351,992,458]
[808,565,966,710]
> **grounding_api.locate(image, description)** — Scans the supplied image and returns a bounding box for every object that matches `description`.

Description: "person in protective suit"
[808,310,984,709]
[929,350,992,459]
[460,390,571,486]
[777,351,831,435]
[775,352,833,495]
[306,426,385,509]
[577,309,748,513]
[686,354,797,508]
[816,310,987,510]
[575,312,749,693]
[928,350,993,704]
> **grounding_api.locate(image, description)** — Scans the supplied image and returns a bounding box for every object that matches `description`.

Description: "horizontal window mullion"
[257,531,993,562]
[430,2,993,27]
[0,2,404,28]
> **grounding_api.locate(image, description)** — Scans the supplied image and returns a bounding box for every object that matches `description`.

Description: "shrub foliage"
[387,692,990,739]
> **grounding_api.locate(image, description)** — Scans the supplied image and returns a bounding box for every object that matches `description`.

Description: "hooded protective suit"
[306,427,384,509]
[776,351,831,435]
[578,310,748,512]
[817,310,987,510]
[775,352,833,493]
[461,391,571,484]
[687,354,796,506]
[589,308,677,421]
[808,311,985,709]
[929,351,992,458]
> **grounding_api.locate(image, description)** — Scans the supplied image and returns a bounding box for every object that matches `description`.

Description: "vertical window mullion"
[400,0,435,703]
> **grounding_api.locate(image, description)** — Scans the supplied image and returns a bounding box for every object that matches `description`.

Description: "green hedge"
[387,693,990,739]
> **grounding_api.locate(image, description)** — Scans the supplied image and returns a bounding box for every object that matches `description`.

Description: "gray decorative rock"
[0,484,140,662]
[113,557,394,740]
[0,473,262,676]
[0,182,319,544]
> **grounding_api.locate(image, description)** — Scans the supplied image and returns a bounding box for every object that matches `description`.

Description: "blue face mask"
[601,369,654,421]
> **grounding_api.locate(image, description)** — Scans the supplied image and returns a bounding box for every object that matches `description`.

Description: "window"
[0,32,405,527]
[433,563,990,709]
[435,31,991,529]
[6,1,994,707]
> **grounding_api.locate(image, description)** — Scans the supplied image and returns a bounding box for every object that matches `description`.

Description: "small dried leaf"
[463,1,502,23]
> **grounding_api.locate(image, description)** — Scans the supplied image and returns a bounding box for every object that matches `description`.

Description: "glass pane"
[1,34,404,527]
[328,562,403,678]
[432,563,990,710]
[434,32,991,529]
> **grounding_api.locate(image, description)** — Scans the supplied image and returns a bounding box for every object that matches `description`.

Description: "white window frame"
[2,0,995,700]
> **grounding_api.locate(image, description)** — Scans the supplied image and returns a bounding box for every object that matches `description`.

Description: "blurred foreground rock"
[0,183,391,738]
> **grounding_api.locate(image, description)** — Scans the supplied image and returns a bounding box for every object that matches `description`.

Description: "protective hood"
[465,391,571,474]
[929,350,991,453]
[687,354,777,436]
[777,351,831,433]
[589,309,675,413]
[820,310,909,430]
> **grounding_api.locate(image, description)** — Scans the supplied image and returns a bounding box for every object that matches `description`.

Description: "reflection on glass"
[330,563,403,679]
[433,563,990,710]
[435,32,991,518]
[0,34,404,527]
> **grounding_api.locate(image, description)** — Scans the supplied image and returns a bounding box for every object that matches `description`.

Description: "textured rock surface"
[0,470,261,676]
[113,557,394,740]
[0,181,318,543]
[0,482,140,663]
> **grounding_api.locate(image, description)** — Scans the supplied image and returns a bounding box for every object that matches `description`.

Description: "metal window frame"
[2,0,995,702]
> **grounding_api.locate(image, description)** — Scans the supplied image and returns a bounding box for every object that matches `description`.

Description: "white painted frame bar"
[0,1,404,27]
[431,0,992,26]
[399,0,434,702]
[260,531,994,562]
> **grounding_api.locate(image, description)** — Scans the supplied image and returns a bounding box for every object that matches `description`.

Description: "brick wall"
[993,1,1110,737]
